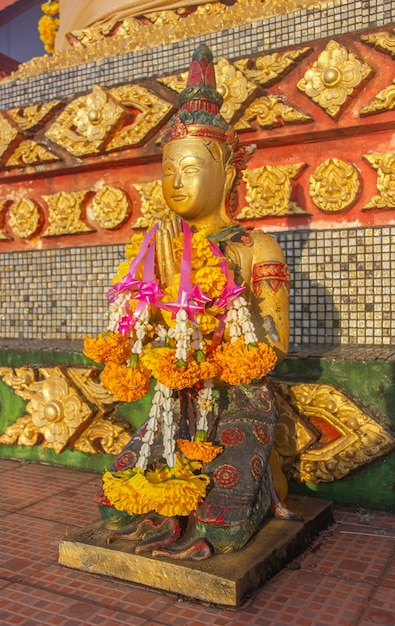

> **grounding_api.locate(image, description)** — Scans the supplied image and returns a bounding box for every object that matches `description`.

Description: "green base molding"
[0,344,394,512]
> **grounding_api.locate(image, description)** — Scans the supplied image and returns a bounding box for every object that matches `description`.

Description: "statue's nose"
[173,172,183,188]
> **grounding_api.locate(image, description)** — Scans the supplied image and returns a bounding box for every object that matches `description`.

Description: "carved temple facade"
[0,0,394,511]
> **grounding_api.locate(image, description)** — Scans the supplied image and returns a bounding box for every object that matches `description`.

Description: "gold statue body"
[95,45,294,558]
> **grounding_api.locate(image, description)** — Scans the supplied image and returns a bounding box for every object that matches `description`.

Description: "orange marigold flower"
[156,353,201,390]
[83,331,131,364]
[101,362,151,402]
[212,337,277,385]
[198,358,220,381]
[177,439,223,463]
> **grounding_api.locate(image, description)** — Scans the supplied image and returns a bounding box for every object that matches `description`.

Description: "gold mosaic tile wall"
[1,225,393,346]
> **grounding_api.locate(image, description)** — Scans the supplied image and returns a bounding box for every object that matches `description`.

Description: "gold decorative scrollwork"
[363,152,395,209]
[238,163,306,218]
[274,381,395,483]
[90,186,132,229]
[106,84,173,151]
[6,140,60,168]
[309,158,360,213]
[297,40,372,117]
[73,414,132,455]
[4,0,319,83]
[274,392,319,471]
[132,180,170,228]
[0,201,11,240]
[235,48,311,86]
[8,198,43,239]
[360,79,395,116]
[0,113,20,161]
[45,85,126,157]
[7,102,61,131]
[240,96,312,129]
[42,190,94,236]
[361,29,395,58]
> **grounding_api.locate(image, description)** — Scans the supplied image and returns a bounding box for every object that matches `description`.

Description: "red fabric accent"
[220,427,244,447]
[252,262,290,296]
[253,423,270,444]
[213,464,239,488]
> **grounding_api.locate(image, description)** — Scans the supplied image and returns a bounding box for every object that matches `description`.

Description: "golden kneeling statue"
[84,44,298,560]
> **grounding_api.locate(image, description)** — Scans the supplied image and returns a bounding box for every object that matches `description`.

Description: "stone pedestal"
[59,495,333,606]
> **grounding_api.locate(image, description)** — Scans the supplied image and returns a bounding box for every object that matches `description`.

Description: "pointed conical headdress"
[162,44,238,150]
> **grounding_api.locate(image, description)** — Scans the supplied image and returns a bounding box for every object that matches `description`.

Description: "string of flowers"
[84,219,278,517]
[38,1,59,54]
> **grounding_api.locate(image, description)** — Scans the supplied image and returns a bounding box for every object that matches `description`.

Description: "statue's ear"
[225,163,237,192]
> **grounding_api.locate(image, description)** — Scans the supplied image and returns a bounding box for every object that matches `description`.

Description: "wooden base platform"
[59,495,333,606]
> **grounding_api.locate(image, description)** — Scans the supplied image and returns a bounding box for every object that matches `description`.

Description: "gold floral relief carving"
[6,140,60,168]
[106,84,173,151]
[361,29,395,58]
[360,79,395,116]
[90,186,132,229]
[45,85,127,157]
[0,366,133,456]
[239,96,312,130]
[42,190,94,237]
[309,158,361,213]
[0,113,20,162]
[238,163,306,219]
[0,366,93,454]
[297,40,372,117]
[7,102,61,131]
[0,200,12,240]
[132,179,170,228]
[215,58,257,123]
[275,382,395,483]
[8,198,43,239]
[363,152,395,209]
[234,48,311,86]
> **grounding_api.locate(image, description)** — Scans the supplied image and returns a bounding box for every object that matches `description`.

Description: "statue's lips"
[171,194,188,201]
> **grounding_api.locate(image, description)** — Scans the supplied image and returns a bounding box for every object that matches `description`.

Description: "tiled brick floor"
[0,458,394,626]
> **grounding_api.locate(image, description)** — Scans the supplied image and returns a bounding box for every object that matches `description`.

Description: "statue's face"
[162,137,229,225]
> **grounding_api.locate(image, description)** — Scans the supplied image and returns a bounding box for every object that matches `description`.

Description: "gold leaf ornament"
[239,163,306,218]
[363,152,395,209]
[309,158,361,213]
[42,190,94,236]
[91,186,132,229]
[8,198,43,239]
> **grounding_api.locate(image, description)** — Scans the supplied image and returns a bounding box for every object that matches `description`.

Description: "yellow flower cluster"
[38,2,59,54]
[212,337,278,385]
[102,454,210,516]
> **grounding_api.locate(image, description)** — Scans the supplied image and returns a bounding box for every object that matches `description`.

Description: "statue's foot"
[153,536,213,560]
[272,498,304,521]
[134,515,183,553]
[107,512,182,548]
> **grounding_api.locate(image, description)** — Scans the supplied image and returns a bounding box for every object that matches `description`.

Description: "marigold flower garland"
[38,1,59,54]
[85,220,278,517]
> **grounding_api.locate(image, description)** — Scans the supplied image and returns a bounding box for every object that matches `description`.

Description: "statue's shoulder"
[241,229,286,264]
